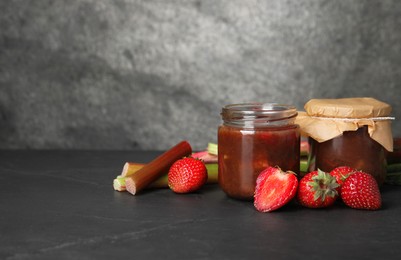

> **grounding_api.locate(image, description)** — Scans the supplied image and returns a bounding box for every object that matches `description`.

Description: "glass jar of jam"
[296,98,394,186]
[308,126,387,185]
[218,103,300,200]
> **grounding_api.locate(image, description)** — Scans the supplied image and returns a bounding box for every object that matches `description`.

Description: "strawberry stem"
[308,169,339,201]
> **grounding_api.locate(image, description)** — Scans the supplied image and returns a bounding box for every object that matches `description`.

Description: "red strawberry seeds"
[254,166,298,212]
[330,166,356,193]
[168,157,208,193]
[340,171,381,210]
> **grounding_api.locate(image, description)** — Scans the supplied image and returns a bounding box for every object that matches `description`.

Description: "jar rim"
[221,103,298,127]
[222,103,297,119]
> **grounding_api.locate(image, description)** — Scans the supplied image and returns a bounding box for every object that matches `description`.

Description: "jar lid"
[305,97,392,118]
[296,97,394,151]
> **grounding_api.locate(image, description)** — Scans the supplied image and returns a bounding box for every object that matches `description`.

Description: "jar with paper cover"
[296,97,394,186]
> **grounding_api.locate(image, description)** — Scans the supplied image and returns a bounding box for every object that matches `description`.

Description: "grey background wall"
[1,0,400,151]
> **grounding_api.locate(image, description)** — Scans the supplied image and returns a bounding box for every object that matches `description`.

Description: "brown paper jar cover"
[295,97,394,152]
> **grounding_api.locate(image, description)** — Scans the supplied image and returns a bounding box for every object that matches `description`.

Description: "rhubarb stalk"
[113,162,219,191]
[124,141,192,195]
[120,162,144,177]
[191,150,218,163]
[208,143,218,155]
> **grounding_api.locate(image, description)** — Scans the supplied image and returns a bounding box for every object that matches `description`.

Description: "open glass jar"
[218,103,300,200]
[296,98,394,186]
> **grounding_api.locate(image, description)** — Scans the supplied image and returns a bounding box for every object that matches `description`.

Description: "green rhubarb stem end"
[208,143,218,156]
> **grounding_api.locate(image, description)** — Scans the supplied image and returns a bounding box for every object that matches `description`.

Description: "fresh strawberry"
[254,166,298,212]
[329,166,356,193]
[340,171,381,210]
[168,157,208,193]
[297,169,339,208]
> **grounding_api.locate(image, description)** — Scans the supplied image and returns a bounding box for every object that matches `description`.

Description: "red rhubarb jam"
[308,126,387,185]
[218,103,300,200]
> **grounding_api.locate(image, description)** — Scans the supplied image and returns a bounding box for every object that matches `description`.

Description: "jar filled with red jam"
[218,103,300,200]
[296,97,394,186]
[308,126,387,185]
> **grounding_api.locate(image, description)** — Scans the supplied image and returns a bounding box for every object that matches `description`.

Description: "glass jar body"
[218,104,300,200]
[308,126,387,185]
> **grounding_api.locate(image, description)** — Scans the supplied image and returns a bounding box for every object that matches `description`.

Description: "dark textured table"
[1,150,401,259]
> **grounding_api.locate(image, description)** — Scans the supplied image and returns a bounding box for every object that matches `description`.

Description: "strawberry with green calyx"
[297,169,339,208]
[329,166,356,193]
[254,166,298,212]
[340,171,381,210]
[168,157,208,193]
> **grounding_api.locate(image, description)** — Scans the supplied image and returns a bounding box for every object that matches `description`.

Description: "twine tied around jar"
[310,116,395,122]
